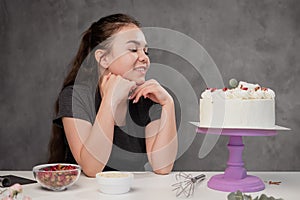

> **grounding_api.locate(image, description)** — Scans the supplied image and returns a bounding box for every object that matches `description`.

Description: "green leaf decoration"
[227,191,284,200]
[229,78,238,88]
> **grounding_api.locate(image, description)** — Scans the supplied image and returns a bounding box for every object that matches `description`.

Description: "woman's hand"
[129,79,173,106]
[100,73,137,105]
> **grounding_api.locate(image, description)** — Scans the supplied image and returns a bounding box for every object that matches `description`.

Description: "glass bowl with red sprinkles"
[33,163,81,191]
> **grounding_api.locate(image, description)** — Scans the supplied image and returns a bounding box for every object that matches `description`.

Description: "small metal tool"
[172,172,206,198]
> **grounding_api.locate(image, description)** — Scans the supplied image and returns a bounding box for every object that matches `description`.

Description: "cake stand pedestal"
[197,127,277,193]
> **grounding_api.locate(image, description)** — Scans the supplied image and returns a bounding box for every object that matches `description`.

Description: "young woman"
[48,13,178,177]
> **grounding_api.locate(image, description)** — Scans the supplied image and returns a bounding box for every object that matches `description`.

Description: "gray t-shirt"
[54,84,162,171]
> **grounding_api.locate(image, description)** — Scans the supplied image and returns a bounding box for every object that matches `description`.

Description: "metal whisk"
[171,172,206,198]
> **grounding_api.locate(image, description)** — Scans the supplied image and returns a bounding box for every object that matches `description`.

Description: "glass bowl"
[33,163,81,191]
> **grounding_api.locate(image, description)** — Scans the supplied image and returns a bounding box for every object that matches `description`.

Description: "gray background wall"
[0,0,299,171]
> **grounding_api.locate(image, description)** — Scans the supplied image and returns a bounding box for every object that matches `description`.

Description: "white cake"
[199,81,276,128]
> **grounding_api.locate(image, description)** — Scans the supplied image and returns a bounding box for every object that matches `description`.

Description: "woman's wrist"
[161,95,174,107]
[100,95,114,111]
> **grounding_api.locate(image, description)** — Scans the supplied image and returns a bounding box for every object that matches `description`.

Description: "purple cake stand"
[197,127,277,193]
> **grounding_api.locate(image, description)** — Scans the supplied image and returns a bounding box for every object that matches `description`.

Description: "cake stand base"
[208,174,265,192]
[196,127,279,193]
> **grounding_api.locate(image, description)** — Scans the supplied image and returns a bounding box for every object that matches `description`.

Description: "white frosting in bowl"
[96,171,134,195]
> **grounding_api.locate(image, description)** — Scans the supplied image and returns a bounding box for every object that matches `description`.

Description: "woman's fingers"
[100,72,112,87]
[132,86,151,103]
[133,84,161,104]
[129,80,158,99]
[101,73,137,102]
[132,80,173,105]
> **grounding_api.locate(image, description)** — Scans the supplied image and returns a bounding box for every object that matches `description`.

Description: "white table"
[1,171,299,199]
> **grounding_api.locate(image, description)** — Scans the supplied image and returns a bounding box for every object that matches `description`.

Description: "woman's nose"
[138,50,149,63]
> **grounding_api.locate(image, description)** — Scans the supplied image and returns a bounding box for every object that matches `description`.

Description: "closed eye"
[129,48,149,56]
[144,49,149,55]
[126,40,149,55]
[129,48,138,52]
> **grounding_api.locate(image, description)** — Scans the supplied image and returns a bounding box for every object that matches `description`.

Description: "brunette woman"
[49,13,178,177]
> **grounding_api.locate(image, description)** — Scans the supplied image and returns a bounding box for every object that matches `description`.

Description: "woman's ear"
[95,49,109,69]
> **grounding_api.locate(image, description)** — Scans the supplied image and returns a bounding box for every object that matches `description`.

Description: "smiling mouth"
[134,66,147,73]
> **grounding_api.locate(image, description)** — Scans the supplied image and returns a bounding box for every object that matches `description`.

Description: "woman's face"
[105,25,150,85]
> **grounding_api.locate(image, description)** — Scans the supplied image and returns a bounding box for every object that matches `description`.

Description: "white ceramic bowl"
[33,163,81,191]
[96,171,134,194]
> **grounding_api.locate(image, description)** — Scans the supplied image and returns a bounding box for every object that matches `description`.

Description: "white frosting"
[201,81,275,100]
[238,81,260,90]
[199,81,276,128]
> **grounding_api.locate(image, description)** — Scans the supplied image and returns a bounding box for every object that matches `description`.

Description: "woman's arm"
[145,100,178,174]
[62,74,136,177]
[62,94,115,177]
[130,79,178,174]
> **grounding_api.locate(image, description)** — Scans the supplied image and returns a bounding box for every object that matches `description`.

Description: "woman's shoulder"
[58,85,73,101]
[60,84,94,98]
[56,84,98,124]
[60,85,73,93]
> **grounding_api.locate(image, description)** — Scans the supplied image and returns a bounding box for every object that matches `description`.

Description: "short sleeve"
[148,103,162,122]
[53,85,96,127]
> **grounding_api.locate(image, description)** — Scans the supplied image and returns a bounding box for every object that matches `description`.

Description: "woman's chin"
[135,80,145,86]
[122,75,145,86]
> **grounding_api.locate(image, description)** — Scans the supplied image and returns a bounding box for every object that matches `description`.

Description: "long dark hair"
[48,13,141,163]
